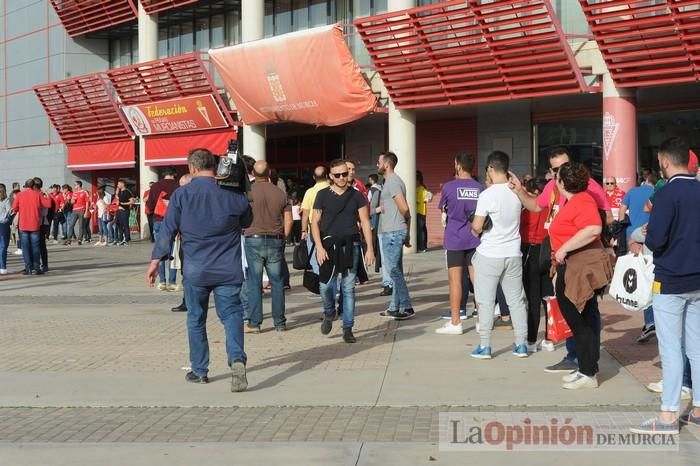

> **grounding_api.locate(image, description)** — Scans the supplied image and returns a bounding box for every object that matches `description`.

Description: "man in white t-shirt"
[470,151,528,359]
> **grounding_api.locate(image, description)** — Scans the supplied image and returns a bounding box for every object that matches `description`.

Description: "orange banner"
[209,25,377,127]
[122,94,228,136]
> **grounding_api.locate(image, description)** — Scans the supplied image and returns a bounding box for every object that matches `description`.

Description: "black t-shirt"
[313,187,367,238]
[118,189,134,211]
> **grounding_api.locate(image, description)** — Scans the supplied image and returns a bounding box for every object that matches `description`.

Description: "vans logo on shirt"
[457,188,480,200]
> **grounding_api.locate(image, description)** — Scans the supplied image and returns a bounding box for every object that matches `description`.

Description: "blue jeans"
[153,221,177,285]
[381,230,413,311]
[63,212,72,239]
[19,230,41,272]
[565,299,602,363]
[653,291,700,412]
[320,243,360,329]
[244,237,286,328]
[0,222,9,269]
[107,222,118,243]
[184,283,246,377]
[378,238,393,288]
[98,218,108,238]
[644,306,655,328]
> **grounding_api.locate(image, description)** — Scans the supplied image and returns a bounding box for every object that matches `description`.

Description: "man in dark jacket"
[631,137,700,435]
[147,167,180,291]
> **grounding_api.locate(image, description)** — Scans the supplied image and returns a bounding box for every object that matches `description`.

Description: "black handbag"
[292,241,309,270]
[302,269,320,294]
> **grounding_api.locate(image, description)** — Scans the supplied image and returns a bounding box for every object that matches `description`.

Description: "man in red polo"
[11,179,52,275]
[66,181,89,245]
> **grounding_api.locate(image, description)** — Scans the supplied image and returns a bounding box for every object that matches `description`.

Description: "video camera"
[216,139,251,197]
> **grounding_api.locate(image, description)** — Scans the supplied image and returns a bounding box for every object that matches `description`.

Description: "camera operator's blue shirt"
[152,176,252,287]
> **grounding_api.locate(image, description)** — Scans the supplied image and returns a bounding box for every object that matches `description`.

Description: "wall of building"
[344,113,386,182]
[0,0,109,188]
[477,100,532,178]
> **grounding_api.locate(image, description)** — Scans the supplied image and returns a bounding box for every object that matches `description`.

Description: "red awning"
[578,0,700,88]
[49,0,137,37]
[144,128,237,166]
[140,0,198,14]
[34,73,134,145]
[209,25,378,126]
[67,139,136,171]
[355,0,588,109]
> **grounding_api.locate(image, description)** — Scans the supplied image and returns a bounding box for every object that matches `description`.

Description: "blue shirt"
[645,174,700,294]
[152,176,252,287]
[622,184,653,237]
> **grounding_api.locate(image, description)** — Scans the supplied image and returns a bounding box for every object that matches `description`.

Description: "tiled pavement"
[0,241,697,464]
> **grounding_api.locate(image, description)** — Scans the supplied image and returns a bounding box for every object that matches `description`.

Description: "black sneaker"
[185,371,209,384]
[343,328,356,343]
[321,315,333,335]
[394,310,415,321]
[637,325,656,343]
[275,324,287,332]
[493,317,512,330]
[379,309,400,319]
[379,286,393,296]
[230,360,248,392]
[544,358,578,373]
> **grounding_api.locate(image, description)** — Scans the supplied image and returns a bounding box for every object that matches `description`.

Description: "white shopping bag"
[608,253,654,312]
[170,236,181,270]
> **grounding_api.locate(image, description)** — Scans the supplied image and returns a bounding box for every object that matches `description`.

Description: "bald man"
[242,161,293,332]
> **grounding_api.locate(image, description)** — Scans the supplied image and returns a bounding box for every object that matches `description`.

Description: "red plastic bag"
[546,297,573,343]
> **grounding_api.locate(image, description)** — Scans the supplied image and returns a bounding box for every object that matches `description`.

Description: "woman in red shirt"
[549,162,604,390]
[520,177,553,352]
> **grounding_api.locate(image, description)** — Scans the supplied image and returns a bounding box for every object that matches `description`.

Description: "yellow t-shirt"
[301,181,329,226]
[416,185,428,216]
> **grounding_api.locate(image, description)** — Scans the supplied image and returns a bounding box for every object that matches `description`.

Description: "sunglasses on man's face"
[331,172,349,179]
[550,166,560,174]
[605,182,615,185]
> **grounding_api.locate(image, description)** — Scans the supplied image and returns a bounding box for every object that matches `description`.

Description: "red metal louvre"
[355,0,587,109]
[49,0,137,37]
[106,53,235,126]
[144,128,237,166]
[34,74,133,145]
[140,0,199,15]
[578,0,700,88]
[67,140,136,171]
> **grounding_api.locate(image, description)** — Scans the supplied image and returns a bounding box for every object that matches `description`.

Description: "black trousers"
[417,214,428,251]
[116,210,130,243]
[39,225,49,269]
[147,213,155,243]
[555,264,599,377]
[523,243,553,343]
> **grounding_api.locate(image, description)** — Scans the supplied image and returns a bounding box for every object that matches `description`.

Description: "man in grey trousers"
[470,151,528,359]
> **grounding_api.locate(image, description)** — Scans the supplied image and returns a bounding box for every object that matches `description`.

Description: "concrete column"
[387,0,417,253]
[602,73,637,193]
[241,0,266,160]
[137,3,159,240]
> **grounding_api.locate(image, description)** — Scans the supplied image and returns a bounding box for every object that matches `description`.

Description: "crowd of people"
[145,140,699,435]
[3,136,697,434]
[0,178,138,276]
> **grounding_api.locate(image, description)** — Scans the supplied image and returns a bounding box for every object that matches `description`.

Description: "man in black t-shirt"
[312,159,375,343]
[115,179,135,246]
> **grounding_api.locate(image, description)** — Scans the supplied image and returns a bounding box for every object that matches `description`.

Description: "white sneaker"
[0,269,7,275]
[13,249,22,256]
[157,283,167,291]
[562,370,580,383]
[51,240,59,245]
[435,321,464,335]
[540,340,555,352]
[527,343,538,353]
[93,241,102,247]
[646,380,692,399]
[562,373,598,389]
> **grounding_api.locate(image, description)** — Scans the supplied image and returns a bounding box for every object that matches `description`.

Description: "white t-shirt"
[474,183,522,258]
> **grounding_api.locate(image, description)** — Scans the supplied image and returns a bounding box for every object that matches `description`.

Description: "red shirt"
[72,189,89,211]
[536,178,610,228]
[12,188,52,231]
[605,186,625,217]
[549,192,601,252]
[520,208,547,244]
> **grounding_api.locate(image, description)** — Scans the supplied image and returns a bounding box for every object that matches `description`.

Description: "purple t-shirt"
[439,178,483,251]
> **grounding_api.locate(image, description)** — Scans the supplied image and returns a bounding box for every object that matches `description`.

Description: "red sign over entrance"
[122,94,228,136]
